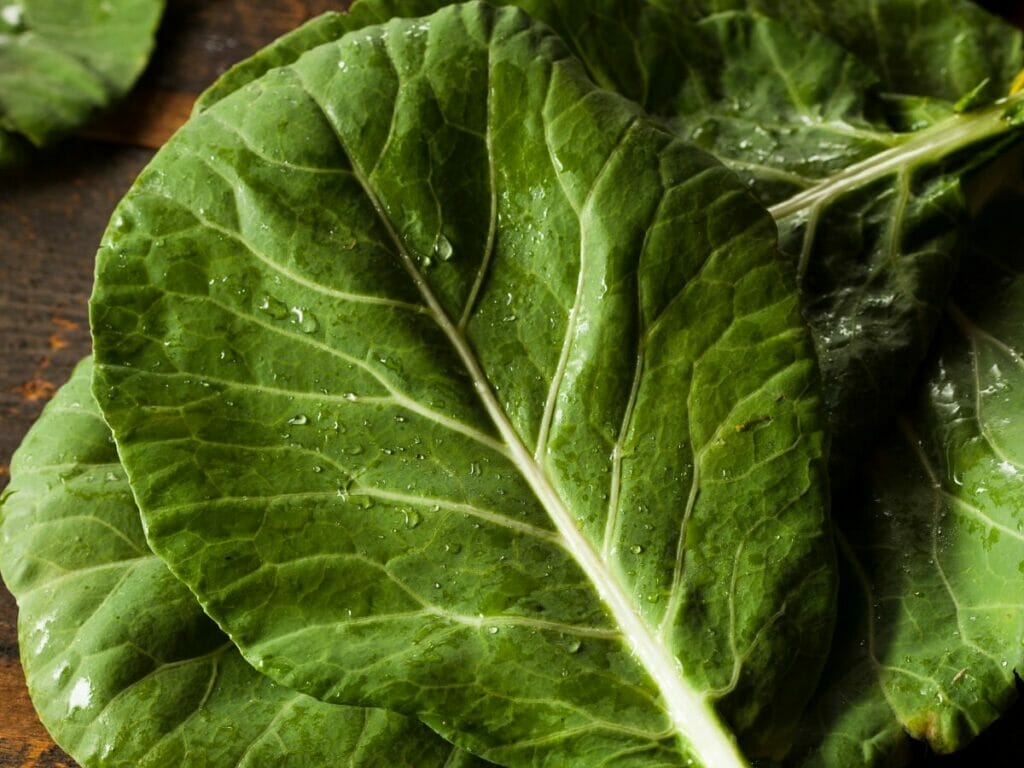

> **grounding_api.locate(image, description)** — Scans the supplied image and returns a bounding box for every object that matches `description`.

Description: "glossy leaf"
[542,0,1024,478]
[0,0,163,162]
[786,162,1024,767]
[671,11,1024,480]
[692,0,1023,105]
[90,4,833,766]
[783,553,915,768]
[0,359,483,767]
[192,0,1024,481]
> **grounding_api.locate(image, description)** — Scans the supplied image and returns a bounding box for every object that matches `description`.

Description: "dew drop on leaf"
[112,213,134,232]
[258,295,290,319]
[291,306,319,333]
[433,233,454,261]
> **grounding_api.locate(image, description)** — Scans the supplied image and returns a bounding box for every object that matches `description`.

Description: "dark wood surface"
[0,1,1021,766]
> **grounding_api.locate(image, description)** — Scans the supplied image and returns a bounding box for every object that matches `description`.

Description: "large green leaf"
[90,4,833,766]
[0,0,164,161]
[193,0,1024,481]
[671,11,1024,482]
[782,551,913,768]
[538,0,1024,479]
[691,0,1023,104]
[784,162,1024,767]
[0,359,478,767]
[852,180,1024,750]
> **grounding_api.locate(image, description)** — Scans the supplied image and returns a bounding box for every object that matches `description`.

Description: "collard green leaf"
[90,4,833,766]
[671,11,1024,482]
[511,0,1024,480]
[782,552,915,768]
[0,0,164,162]
[784,164,1024,767]
[540,0,1024,482]
[693,0,1023,104]
[0,358,479,768]
[193,0,1024,482]
[849,184,1024,752]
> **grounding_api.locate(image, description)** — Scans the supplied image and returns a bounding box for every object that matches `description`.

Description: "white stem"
[769,94,1024,221]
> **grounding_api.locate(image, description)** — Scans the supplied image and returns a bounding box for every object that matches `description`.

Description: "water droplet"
[68,678,93,713]
[487,626,499,635]
[432,581,442,589]
[1,3,25,31]
[287,414,308,425]
[343,392,358,402]
[468,461,482,476]
[404,509,422,529]
[291,306,319,333]
[345,445,364,455]
[630,544,644,554]
[444,542,462,554]
[433,233,454,261]
[258,295,290,319]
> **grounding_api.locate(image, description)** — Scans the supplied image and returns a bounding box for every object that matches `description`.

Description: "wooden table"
[0,1,1021,766]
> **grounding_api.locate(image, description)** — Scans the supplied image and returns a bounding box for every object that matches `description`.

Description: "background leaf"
[692,0,1023,104]
[669,9,1024,482]
[784,149,1024,767]
[0,0,164,161]
[0,359,477,767]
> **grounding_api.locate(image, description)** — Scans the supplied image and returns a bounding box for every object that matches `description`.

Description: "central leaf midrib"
[293,63,750,768]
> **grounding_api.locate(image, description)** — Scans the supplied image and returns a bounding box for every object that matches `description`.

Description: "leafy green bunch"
[3,1,1024,767]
